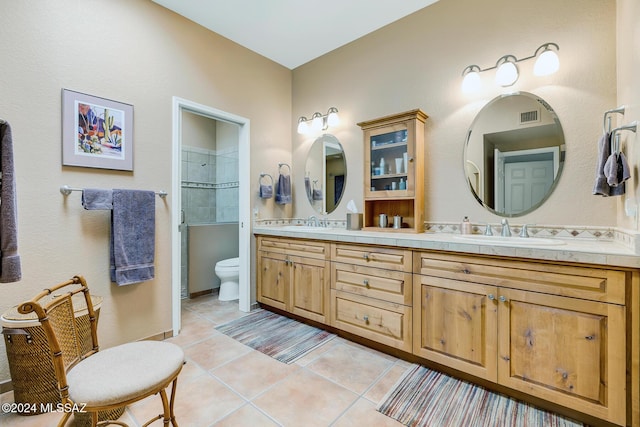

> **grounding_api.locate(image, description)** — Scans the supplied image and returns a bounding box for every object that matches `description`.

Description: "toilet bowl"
[215,257,239,301]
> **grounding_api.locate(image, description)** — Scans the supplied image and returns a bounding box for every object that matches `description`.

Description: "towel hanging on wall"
[275,173,292,204]
[110,189,155,286]
[258,173,273,199]
[0,121,21,283]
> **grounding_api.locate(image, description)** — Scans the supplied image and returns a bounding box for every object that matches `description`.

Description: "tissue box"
[346,213,363,230]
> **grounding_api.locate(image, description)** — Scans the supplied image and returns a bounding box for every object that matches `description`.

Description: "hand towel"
[275,173,292,204]
[82,188,113,210]
[609,152,631,196]
[110,189,155,286]
[0,122,21,283]
[259,184,273,199]
[604,153,619,186]
[592,132,611,196]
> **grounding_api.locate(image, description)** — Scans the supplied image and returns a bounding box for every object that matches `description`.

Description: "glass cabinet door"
[365,124,415,199]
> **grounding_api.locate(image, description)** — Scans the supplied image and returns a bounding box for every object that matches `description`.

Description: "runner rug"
[377,364,584,427]
[215,309,335,364]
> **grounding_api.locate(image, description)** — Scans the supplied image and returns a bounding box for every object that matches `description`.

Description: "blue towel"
[259,184,273,199]
[110,189,155,286]
[593,133,611,196]
[275,173,292,204]
[0,122,21,283]
[82,188,113,210]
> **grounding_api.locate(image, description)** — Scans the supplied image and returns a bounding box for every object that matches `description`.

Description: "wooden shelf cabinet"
[358,109,428,232]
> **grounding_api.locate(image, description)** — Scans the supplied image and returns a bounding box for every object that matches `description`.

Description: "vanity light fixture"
[461,43,560,93]
[297,107,340,135]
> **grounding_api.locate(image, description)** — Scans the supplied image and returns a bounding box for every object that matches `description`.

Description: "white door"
[504,160,554,215]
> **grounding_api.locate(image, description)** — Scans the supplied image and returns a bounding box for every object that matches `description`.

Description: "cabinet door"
[365,123,413,199]
[290,256,330,323]
[413,275,498,382]
[497,288,626,426]
[257,253,289,311]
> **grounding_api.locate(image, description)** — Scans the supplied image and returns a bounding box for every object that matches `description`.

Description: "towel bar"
[60,185,167,198]
[610,122,638,154]
[603,106,625,133]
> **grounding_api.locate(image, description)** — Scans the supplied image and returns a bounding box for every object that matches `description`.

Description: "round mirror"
[304,134,347,214]
[463,92,565,217]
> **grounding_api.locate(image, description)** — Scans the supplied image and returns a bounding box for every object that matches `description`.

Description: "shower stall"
[180,114,239,299]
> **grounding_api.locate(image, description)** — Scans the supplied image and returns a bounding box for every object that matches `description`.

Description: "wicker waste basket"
[2,293,124,424]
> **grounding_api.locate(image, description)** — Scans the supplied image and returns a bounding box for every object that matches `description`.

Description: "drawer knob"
[363,279,370,288]
[461,269,471,274]
[499,295,508,303]
[363,315,369,324]
[363,253,369,260]
[488,294,495,301]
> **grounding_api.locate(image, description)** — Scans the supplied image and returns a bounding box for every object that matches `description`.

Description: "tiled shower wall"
[181,145,239,298]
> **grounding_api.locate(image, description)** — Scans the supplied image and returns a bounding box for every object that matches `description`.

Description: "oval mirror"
[463,92,565,217]
[304,134,347,214]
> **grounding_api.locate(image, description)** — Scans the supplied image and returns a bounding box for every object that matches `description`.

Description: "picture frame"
[62,89,133,171]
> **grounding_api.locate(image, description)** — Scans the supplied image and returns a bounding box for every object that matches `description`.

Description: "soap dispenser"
[461,216,472,234]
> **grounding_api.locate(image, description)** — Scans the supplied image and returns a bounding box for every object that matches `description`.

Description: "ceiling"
[151,0,439,69]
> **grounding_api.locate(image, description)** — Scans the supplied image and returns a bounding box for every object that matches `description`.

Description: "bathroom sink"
[453,235,566,246]
[280,225,334,232]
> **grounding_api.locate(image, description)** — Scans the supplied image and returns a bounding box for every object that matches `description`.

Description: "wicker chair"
[18,275,184,427]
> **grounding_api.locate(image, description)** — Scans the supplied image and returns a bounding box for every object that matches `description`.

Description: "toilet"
[215,257,240,301]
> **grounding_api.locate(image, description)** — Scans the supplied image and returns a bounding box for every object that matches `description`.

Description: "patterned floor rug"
[215,309,336,364]
[377,364,584,427]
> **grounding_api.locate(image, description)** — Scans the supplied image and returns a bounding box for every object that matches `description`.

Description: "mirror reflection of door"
[494,147,558,214]
[464,92,565,217]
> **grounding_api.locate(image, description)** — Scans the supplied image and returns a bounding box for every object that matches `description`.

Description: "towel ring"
[278,162,291,174]
[259,173,273,186]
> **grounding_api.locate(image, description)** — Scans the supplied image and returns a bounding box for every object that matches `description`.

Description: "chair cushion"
[66,341,184,407]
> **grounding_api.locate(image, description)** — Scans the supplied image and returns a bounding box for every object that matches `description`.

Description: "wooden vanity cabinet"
[257,236,330,324]
[413,251,627,426]
[330,243,413,351]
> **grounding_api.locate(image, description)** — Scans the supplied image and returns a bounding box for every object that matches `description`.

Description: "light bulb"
[297,118,309,134]
[311,113,323,132]
[534,49,559,76]
[495,61,518,87]
[327,108,340,127]
[461,70,481,93]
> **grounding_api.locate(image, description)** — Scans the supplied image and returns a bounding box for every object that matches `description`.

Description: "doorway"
[171,97,251,336]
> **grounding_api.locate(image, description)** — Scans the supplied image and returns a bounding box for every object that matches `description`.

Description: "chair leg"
[159,388,171,426]
[169,377,179,427]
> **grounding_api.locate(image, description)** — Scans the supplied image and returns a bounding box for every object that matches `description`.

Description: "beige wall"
[616,0,640,228]
[0,0,291,383]
[292,0,619,226]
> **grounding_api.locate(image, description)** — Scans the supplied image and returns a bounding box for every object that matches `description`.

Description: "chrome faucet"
[501,219,512,237]
[307,215,319,227]
[519,224,532,238]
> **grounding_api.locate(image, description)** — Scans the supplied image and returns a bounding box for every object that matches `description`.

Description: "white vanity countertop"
[253,225,640,268]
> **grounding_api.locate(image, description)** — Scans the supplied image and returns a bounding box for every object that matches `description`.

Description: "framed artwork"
[62,89,133,171]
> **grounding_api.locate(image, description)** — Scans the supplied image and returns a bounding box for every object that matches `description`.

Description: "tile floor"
[1,294,409,426]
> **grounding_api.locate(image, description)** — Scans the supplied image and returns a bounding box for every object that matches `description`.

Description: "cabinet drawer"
[332,262,412,306]
[332,243,412,271]
[414,252,625,305]
[258,237,329,260]
[330,290,412,352]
